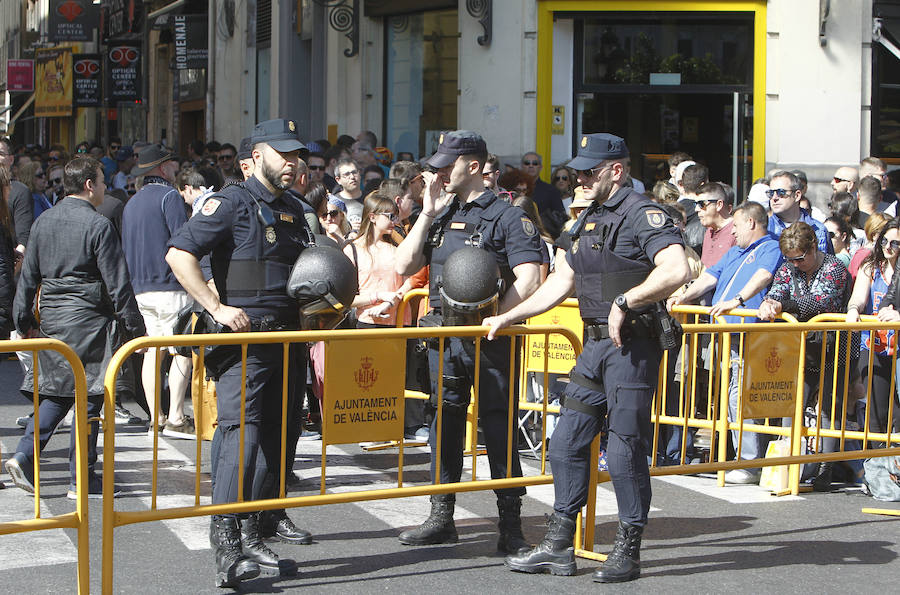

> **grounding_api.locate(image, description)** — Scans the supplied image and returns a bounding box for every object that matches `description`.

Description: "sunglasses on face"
[522,160,540,166]
[308,164,326,171]
[498,191,520,201]
[76,148,87,154]
[833,177,850,184]
[784,252,807,263]
[110,145,120,151]
[377,211,399,222]
[881,238,900,251]
[765,188,793,199]
[553,175,569,182]
[695,199,717,209]
[218,154,235,161]
[322,210,342,219]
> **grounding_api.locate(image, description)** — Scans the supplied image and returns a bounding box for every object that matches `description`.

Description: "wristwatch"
[614,293,630,313]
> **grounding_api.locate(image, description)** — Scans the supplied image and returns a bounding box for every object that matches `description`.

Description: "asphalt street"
[1,357,898,594]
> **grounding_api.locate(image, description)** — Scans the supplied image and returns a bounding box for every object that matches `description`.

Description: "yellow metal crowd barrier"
[0,338,90,595]
[99,324,581,593]
[12,299,897,589]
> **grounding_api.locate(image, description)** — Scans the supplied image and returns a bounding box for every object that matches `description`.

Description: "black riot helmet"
[287,246,358,330]
[439,246,503,326]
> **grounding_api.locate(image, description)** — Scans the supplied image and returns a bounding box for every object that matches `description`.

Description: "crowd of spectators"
[1,132,898,497]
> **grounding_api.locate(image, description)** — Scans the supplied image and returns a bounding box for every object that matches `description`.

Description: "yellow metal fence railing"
[0,338,90,594]
[100,324,582,593]
[13,299,896,589]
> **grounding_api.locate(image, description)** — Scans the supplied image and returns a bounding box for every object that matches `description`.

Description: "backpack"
[863,456,900,501]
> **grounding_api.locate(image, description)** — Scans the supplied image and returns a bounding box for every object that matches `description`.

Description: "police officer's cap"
[426,130,487,169]
[567,133,629,171]
[236,137,253,161]
[250,119,307,153]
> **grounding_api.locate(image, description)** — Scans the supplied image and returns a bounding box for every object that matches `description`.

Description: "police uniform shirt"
[427,190,544,306]
[565,187,683,306]
[168,176,310,320]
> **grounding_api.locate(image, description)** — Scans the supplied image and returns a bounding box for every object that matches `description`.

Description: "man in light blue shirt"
[767,170,833,254]
[669,202,784,483]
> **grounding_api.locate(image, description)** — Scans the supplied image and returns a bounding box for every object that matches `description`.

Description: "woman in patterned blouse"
[758,222,852,491]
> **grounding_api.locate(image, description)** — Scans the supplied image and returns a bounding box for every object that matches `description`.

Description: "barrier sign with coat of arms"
[323,337,405,444]
[741,332,801,418]
[525,302,583,375]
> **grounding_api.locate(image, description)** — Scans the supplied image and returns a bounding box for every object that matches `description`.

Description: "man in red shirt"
[697,182,735,269]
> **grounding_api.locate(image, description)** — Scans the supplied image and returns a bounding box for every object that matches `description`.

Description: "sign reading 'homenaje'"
[171,14,208,70]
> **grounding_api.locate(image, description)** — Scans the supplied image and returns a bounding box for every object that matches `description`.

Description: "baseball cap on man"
[115,146,134,162]
[567,133,629,171]
[236,137,253,161]
[250,119,306,153]
[131,144,178,176]
[425,131,488,169]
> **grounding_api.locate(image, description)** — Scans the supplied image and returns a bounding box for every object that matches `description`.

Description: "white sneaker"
[724,468,761,485]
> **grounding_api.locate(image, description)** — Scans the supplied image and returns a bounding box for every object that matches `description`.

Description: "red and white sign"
[7,59,34,92]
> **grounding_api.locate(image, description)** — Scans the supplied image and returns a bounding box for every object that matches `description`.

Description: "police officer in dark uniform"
[166,119,314,588]
[484,134,690,583]
[394,131,544,554]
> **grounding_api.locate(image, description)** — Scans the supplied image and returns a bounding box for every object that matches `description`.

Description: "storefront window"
[384,9,458,160]
[872,12,900,158]
[580,12,753,88]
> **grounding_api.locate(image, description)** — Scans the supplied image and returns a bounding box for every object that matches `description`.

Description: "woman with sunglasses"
[550,165,576,208]
[317,193,351,248]
[343,191,412,328]
[824,216,853,268]
[759,221,852,491]
[847,218,900,441]
[18,161,53,219]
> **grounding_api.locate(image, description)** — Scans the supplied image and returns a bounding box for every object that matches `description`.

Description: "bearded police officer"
[484,134,690,583]
[394,131,543,554]
[166,119,314,588]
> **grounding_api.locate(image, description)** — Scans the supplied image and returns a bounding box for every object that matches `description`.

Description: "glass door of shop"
[576,90,753,202]
[573,11,755,199]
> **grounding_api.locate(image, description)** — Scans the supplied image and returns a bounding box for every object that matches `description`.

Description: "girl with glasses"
[847,217,900,442]
[316,192,351,248]
[824,216,853,268]
[343,192,411,328]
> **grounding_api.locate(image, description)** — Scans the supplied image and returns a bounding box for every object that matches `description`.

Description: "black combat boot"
[243,513,298,577]
[212,516,260,588]
[812,462,834,492]
[592,521,643,583]
[397,494,458,545]
[505,512,576,576]
[496,495,530,555]
[260,509,313,545]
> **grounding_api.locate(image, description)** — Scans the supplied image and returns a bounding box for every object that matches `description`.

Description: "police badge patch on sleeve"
[645,209,666,229]
[201,198,221,216]
[521,217,537,237]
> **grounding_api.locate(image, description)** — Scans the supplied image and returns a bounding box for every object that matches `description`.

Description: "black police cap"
[426,130,488,169]
[567,133,629,171]
[250,119,306,153]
